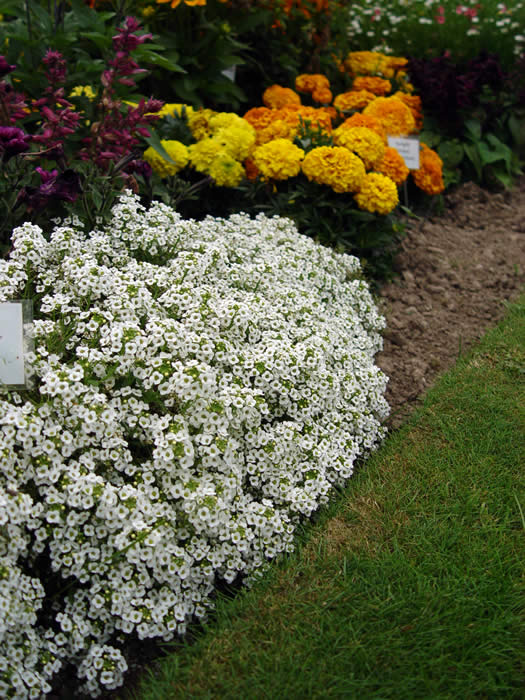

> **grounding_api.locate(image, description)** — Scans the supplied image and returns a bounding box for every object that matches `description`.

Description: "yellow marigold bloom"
[355,172,399,215]
[262,85,301,109]
[158,103,195,119]
[376,146,409,185]
[363,96,416,136]
[352,76,392,96]
[392,92,423,131]
[188,139,223,172]
[213,123,256,161]
[209,152,245,187]
[301,146,366,193]
[312,87,333,104]
[142,5,156,17]
[143,140,189,177]
[252,139,304,180]
[412,144,445,195]
[295,73,330,94]
[333,90,376,113]
[339,113,387,143]
[188,108,217,140]
[333,126,385,170]
[243,107,274,131]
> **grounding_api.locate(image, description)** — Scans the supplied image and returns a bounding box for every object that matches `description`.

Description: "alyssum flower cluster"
[0,192,389,698]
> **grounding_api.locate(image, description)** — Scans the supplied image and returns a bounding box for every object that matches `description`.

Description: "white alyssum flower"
[0,192,389,697]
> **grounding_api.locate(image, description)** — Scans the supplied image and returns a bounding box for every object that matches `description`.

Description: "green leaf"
[135,50,186,74]
[508,113,525,149]
[492,169,514,189]
[418,130,441,148]
[144,132,176,164]
[463,142,483,180]
[438,140,464,169]
[464,119,482,142]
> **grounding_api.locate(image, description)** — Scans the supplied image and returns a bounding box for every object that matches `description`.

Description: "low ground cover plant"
[0,192,389,697]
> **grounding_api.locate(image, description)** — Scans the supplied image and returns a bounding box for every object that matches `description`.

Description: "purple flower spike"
[0,56,16,79]
[0,126,30,161]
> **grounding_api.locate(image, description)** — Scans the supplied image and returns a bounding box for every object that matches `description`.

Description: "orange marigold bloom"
[262,85,301,109]
[363,96,416,136]
[338,113,387,143]
[243,107,274,131]
[352,76,392,96]
[312,87,333,104]
[392,91,423,131]
[295,73,330,94]
[412,143,445,195]
[376,146,409,185]
[244,156,260,181]
[275,105,332,132]
[256,119,297,145]
[333,90,376,113]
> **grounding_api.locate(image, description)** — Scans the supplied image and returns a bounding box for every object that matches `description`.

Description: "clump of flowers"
[333,89,377,113]
[295,73,333,103]
[352,76,392,96]
[0,192,388,697]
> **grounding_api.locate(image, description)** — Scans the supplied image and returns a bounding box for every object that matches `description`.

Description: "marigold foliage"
[354,172,399,214]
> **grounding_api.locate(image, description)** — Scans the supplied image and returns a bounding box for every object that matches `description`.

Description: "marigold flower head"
[333,126,385,170]
[209,152,245,187]
[143,140,189,177]
[214,124,256,160]
[256,119,298,145]
[262,85,301,109]
[363,96,416,136]
[376,146,409,185]
[295,73,330,94]
[339,113,387,143]
[352,76,392,96]
[312,87,333,104]
[392,92,423,131]
[188,138,223,172]
[301,146,366,193]
[344,51,388,77]
[252,138,304,180]
[243,156,259,181]
[355,172,399,215]
[333,90,376,113]
[243,107,274,131]
[188,108,216,139]
[157,102,195,119]
[412,143,444,195]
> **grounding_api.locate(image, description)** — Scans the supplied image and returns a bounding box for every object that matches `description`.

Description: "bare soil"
[376,176,525,429]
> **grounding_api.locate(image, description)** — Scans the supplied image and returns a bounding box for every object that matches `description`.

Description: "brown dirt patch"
[376,176,525,429]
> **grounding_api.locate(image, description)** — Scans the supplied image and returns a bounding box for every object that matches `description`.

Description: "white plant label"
[388,136,420,170]
[0,302,26,386]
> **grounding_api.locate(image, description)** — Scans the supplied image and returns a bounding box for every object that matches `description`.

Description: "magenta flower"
[0,126,30,161]
[16,167,82,212]
[0,56,16,79]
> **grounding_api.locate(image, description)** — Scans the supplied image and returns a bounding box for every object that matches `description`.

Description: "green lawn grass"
[123,295,525,700]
